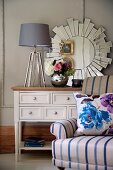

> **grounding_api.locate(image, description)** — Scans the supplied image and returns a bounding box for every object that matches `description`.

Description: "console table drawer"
[20,92,50,104]
[68,107,77,119]
[53,93,75,105]
[44,107,66,120]
[20,107,42,120]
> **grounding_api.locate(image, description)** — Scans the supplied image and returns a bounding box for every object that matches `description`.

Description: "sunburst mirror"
[47,18,112,81]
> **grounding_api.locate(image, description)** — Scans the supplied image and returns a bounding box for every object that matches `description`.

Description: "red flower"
[54,63,62,71]
[63,63,71,70]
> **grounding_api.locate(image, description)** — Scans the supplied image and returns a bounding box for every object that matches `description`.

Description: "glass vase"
[51,74,68,87]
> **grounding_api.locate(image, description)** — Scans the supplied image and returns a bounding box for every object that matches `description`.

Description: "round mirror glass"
[72,36,95,70]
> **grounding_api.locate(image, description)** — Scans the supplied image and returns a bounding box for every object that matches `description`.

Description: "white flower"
[44,59,54,76]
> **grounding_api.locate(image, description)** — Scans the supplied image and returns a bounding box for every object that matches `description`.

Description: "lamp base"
[24,48,46,87]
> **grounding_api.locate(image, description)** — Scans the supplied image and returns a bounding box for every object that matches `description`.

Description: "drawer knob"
[29,112,32,115]
[33,97,37,100]
[54,112,58,115]
[67,97,70,100]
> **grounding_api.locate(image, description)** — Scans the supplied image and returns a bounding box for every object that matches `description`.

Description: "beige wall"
[0,0,113,125]
[85,0,113,75]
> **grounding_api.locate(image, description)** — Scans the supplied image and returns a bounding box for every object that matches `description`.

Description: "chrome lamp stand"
[24,48,46,87]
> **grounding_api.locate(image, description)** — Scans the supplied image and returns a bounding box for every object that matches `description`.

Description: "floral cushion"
[100,93,113,126]
[73,93,113,136]
[104,126,113,135]
[100,93,113,114]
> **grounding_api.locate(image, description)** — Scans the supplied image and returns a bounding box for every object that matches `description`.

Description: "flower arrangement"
[44,58,75,77]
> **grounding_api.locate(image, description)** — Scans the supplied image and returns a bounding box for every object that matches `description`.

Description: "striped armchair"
[50,75,113,170]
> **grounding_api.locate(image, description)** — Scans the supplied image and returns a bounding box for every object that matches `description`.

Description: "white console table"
[12,87,81,160]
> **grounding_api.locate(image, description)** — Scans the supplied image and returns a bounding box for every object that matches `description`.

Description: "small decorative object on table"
[44,58,75,87]
[72,79,83,87]
[72,69,83,87]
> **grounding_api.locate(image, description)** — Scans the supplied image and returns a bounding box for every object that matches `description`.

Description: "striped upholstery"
[52,136,113,170]
[51,75,113,169]
[50,118,77,139]
[82,75,113,96]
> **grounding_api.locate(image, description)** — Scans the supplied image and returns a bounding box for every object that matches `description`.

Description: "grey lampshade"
[19,23,51,47]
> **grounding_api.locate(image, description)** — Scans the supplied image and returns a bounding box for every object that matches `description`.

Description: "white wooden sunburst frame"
[47,18,112,79]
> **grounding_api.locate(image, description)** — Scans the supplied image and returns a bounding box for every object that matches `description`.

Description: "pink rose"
[54,63,62,71]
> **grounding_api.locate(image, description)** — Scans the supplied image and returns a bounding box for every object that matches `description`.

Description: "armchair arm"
[50,118,77,139]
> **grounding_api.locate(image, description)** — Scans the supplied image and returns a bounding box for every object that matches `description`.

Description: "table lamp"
[19,23,51,87]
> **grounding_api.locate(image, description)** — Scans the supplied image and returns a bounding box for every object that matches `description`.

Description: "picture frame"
[60,40,74,55]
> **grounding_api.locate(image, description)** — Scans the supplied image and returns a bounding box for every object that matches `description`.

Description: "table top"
[11,86,82,91]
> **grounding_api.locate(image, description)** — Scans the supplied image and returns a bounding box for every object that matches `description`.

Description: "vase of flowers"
[51,74,68,87]
[44,58,75,87]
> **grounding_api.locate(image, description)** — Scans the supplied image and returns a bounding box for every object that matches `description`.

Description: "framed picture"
[60,40,74,55]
